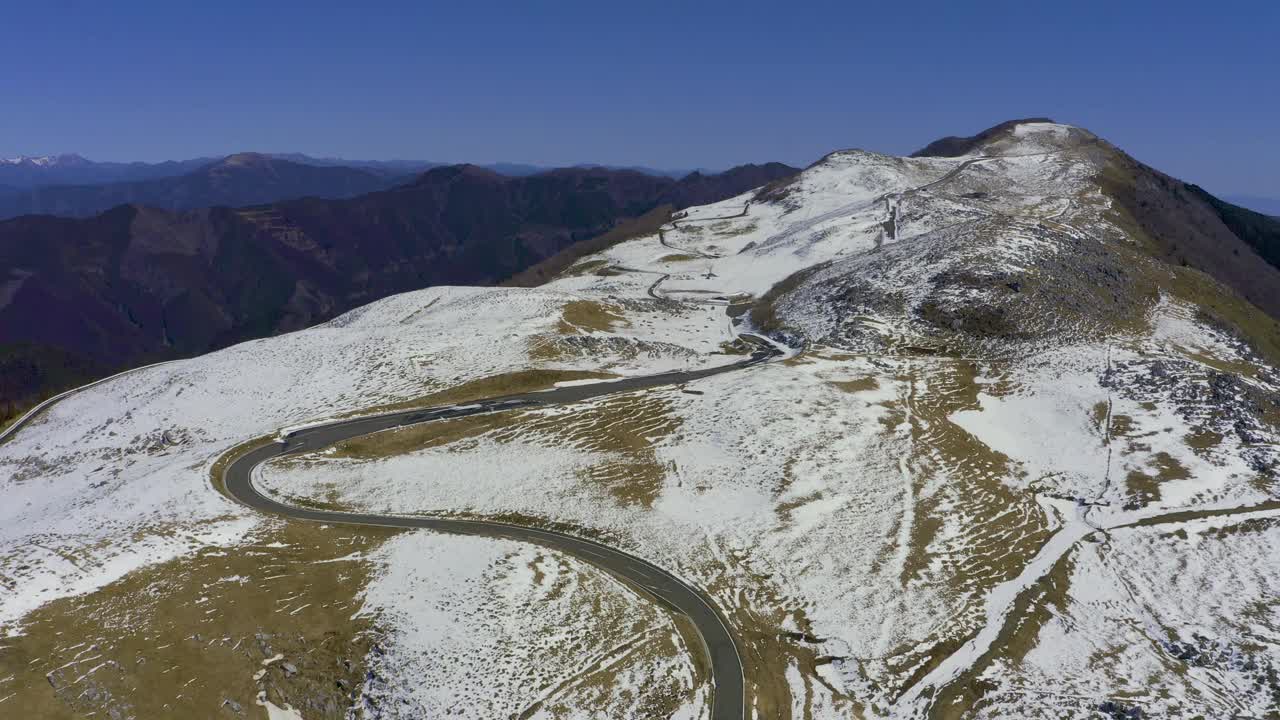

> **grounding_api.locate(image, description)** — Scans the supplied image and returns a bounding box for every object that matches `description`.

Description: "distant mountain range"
[1224,195,1280,218]
[267,155,704,179]
[0,153,433,188]
[0,161,796,411]
[0,154,216,188]
[0,153,714,220]
[0,152,704,189]
[0,154,409,220]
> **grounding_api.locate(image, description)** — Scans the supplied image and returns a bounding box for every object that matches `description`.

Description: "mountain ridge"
[0,151,720,192]
[0,161,798,415]
[0,155,405,220]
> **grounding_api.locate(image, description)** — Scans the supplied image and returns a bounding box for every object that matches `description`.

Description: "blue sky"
[3,0,1276,195]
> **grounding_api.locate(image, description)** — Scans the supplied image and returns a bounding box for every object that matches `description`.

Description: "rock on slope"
[2,120,1278,719]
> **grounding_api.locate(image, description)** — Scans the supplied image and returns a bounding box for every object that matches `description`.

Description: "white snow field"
[4,121,1279,718]
[354,531,706,719]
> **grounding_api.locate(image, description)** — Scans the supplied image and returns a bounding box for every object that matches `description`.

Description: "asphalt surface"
[221,338,784,720]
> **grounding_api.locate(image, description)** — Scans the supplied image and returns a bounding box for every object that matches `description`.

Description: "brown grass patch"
[559,259,609,277]
[321,410,524,461]
[1090,400,1109,434]
[859,359,1054,702]
[327,368,617,423]
[829,377,879,393]
[898,361,1045,585]
[932,550,1078,719]
[1185,428,1224,451]
[1124,451,1191,504]
[1109,413,1136,439]
[500,392,680,507]
[713,220,759,238]
[558,300,627,334]
[0,521,397,719]
[702,567,859,720]
[290,388,681,509]
[1164,265,1280,369]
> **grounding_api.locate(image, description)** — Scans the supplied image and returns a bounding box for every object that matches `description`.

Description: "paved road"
[221,338,785,720]
[660,202,752,260]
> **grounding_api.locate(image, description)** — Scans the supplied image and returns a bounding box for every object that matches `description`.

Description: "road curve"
[660,201,752,260]
[220,339,785,720]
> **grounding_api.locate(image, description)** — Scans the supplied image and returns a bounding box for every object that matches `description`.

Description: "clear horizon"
[3,1,1276,196]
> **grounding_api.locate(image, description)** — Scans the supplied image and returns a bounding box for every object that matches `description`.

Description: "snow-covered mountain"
[1,154,89,168]
[2,121,1278,719]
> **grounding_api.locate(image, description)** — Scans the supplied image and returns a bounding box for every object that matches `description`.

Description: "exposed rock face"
[777,120,1280,367]
[781,215,1159,355]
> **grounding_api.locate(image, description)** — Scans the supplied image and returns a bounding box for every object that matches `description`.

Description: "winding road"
[209,162,1004,718]
[24,146,1271,717]
[220,336,787,720]
[0,360,181,445]
[659,202,752,260]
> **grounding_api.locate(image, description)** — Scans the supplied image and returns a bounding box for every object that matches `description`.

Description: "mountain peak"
[413,163,508,185]
[218,152,276,168]
[910,117,1076,158]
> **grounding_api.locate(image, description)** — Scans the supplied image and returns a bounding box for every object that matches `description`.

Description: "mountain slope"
[1187,185,1280,272]
[1095,148,1280,328]
[0,154,405,220]
[901,121,1280,356]
[0,162,797,413]
[4,121,1279,720]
